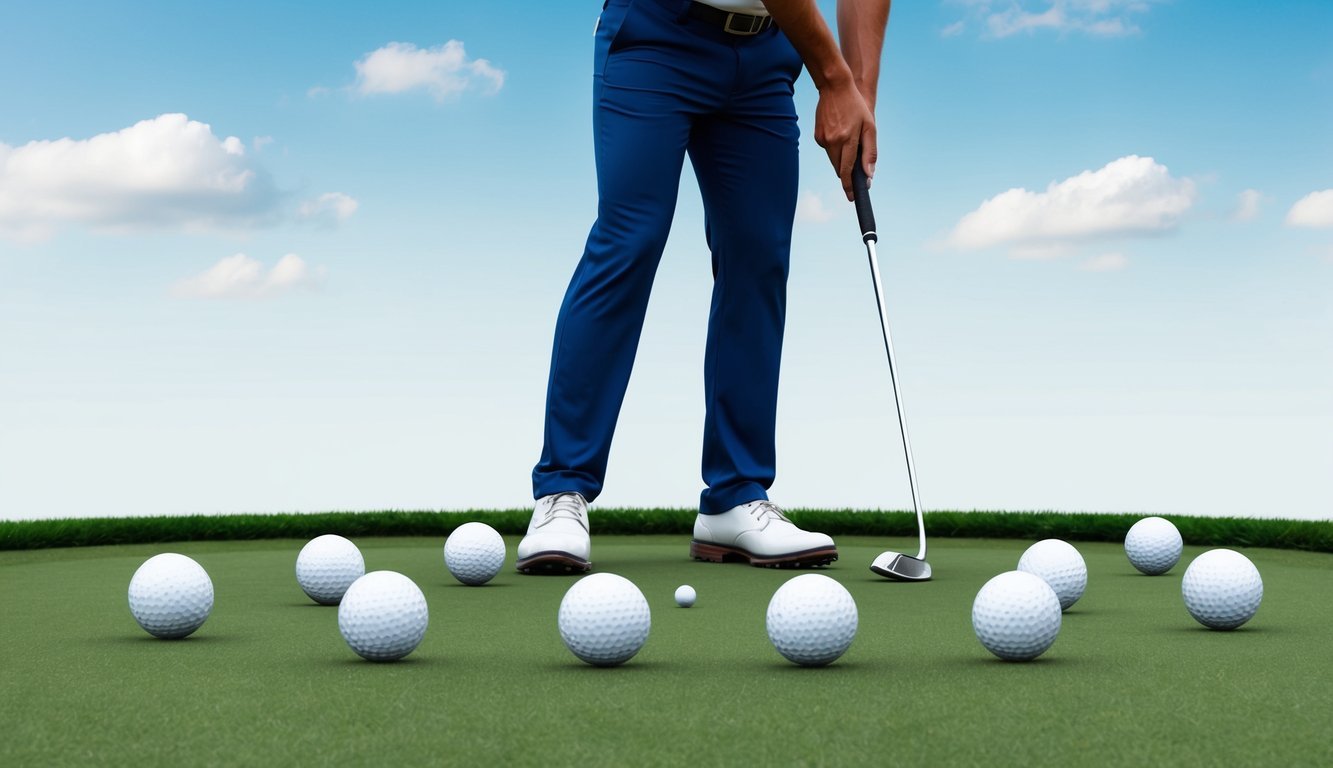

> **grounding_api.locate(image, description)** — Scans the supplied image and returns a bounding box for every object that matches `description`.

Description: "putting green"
[3,536,1329,766]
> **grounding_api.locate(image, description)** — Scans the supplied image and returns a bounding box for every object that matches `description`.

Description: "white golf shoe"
[690,500,837,568]
[516,492,592,574]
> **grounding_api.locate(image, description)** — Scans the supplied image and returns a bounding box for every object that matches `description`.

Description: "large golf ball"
[765,573,858,667]
[1124,516,1183,575]
[972,570,1062,661]
[296,534,365,604]
[1182,549,1263,630]
[337,571,429,661]
[558,573,651,666]
[128,553,214,639]
[1017,539,1087,611]
[443,522,506,585]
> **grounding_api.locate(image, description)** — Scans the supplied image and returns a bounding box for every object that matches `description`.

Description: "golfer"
[520,0,891,573]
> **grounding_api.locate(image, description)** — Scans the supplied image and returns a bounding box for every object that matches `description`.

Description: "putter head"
[870,550,932,582]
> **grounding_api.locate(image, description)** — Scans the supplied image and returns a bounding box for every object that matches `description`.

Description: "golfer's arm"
[836,0,891,111]
[760,1,855,93]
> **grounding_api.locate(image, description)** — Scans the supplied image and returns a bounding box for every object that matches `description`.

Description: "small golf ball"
[337,571,429,661]
[1017,539,1087,611]
[443,522,506,585]
[558,573,651,666]
[128,553,214,639]
[1182,549,1263,630]
[972,570,1062,661]
[296,534,365,604]
[765,573,858,667]
[674,585,696,608]
[1125,516,1183,575]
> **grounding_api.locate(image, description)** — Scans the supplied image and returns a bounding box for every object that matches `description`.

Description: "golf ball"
[443,522,506,585]
[674,585,696,608]
[558,573,651,667]
[128,553,214,639]
[765,573,858,667]
[296,534,365,604]
[1124,516,1183,575]
[1182,549,1263,630]
[337,571,429,661]
[1017,539,1087,611]
[972,570,1062,661]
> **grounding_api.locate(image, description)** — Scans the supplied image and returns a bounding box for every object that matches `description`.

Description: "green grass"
[3,536,1330,766]
[3,509,1331,552]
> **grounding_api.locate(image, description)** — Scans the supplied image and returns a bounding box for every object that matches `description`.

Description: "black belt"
[687,2,774,35]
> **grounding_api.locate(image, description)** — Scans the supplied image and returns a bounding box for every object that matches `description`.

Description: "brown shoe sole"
[516,551,592,575]
[689,540,838,569]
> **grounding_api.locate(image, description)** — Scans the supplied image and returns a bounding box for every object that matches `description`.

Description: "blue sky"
[1,1,1330,521]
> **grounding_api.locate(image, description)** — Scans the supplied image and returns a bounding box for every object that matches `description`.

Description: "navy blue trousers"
[533,0,803,514]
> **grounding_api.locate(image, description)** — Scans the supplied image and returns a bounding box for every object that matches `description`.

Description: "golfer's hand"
[814,78,876,201]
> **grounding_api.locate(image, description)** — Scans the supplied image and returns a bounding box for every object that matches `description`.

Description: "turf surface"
[3,536,1329,766]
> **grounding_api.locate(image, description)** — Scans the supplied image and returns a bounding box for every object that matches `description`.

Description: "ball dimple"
[444,522,506,586]
[1017,539,1087,611]
[1125,516,1183,575]
[766,573,858,667]
[128,553,214,639]
[1182,549,1263,630]
[972,570,1062,661]
[337,571,429,661]
[558,573,651,666]
[296,535,366,605]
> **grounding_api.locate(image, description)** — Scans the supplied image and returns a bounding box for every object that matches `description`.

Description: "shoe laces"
[749,500,790,528]
[544,492,588,525]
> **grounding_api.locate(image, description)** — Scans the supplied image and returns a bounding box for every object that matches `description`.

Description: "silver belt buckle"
[723,12,764,36]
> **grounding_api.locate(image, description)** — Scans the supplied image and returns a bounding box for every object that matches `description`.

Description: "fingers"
[823,142,840,184]
[838,140,857,201]
[861,122,877,190]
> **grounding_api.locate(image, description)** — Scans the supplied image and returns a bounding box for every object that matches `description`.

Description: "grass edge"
[1,509,1330,553]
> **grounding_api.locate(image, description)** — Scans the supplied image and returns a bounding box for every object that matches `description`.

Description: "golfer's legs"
[690,35,803,515]
[532,9,695,502]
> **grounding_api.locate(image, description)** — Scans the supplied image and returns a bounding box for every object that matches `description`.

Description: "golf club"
[851,151,932,582]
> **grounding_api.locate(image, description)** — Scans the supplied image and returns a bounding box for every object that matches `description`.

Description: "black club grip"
[851,146,876,243]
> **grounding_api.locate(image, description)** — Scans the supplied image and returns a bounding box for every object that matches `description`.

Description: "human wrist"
[856,82,876,112]
[814,65,855,93]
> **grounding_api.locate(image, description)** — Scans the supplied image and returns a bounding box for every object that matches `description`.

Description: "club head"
[870,550,932,582]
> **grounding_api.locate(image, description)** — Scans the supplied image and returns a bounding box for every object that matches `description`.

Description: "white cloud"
[264,253,322,291]
[795,190,836,223]
[1233,189,1262,221]
[947,0,1159,39]
[947,155,1195,253]
[987,4,1065,36]
[1080,252,1128,271]
[353,41,505,101]
[1285,189,1333,228]
[172,253,325,299]
[298,192,359,227]
[0,113,278,241]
